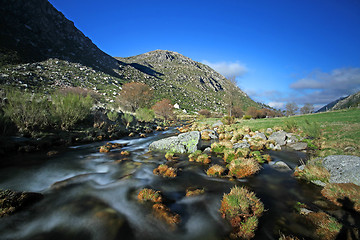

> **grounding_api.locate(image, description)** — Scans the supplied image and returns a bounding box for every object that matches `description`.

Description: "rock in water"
[288,142,308,151]
[0,189,43,217]
[322,155,360,186]
[268,131,287,146]
[149,131,200,153]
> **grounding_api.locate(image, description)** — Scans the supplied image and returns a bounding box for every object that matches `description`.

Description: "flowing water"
[0,128,330,240]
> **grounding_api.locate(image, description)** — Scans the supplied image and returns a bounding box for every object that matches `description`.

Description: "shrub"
[51,92,93,130]
[152,99,174,122]
[242,115,252,120]
[302,119,321,139]
[228,158,261,178]
[206,164,226,177]
[220,186,264,239]
[198,109,211,118]
[106,110,119,122]
[153,164,177,178]
[294,159,330,183]
[136,108,155,122]
[117,82,153,112]
[121,113,134,128]
[137,188,162,203]
[3,90,51,132]
[185,188,205,197]
[221,116,235,125]
[284,119,298,132]
[231,106,244,118]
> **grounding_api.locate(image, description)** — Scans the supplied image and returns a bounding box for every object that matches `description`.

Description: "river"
[0,128,327,240]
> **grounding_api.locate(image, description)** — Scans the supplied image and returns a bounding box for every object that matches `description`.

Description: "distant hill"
[332,91,360,110]
[316,91,360,112]
[0,0,260,112]
[316,96,348,113]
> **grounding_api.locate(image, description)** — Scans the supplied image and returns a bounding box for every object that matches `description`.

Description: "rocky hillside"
[332,91,360,110]
[116,50,259,112]
[0,0,119,76]
[317,91,360,112]
[0,0,259,112]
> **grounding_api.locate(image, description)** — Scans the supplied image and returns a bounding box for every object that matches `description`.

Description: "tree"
[231,106,244,118]
[285,102,298,116]
[246,107,258,119]
[225,76,239,117]
[117,82,153,112]
[300,103,314,115]
[152,99,174,122]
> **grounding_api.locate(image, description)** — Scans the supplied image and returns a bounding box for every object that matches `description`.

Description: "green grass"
[197,109,360,157]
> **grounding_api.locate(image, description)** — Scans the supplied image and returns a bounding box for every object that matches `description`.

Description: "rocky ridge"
[116,50,258,112]
[0,0,259,112]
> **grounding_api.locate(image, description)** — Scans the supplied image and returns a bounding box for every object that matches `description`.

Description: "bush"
[242,115,252,120]
[221,116,235,125]
[106,110,119,122]
[231,106,244,118]
[121,113,134,127]
[220,186,264,239]
[51,92,93,130]
[3,90,51,133]
[198,109,211,118]
[136,108,155,122]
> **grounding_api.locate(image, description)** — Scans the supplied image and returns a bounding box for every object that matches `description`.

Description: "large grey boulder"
[252,132,267,140]
[288,142,308,151]
[322,155,360,186]
[269,131,287,146]
[149,131,200,153]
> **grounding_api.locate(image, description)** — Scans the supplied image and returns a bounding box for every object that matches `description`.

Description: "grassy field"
[197,108,360,157]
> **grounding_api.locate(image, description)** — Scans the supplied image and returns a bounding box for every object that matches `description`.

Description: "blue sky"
[49,0,360,110]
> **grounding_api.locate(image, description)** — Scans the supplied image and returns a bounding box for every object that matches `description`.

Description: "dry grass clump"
[206,164,226,177]
[294,159,330,183]
[137,188,163,203]
[211,141,233,153]
[201,131,211,140]
[185,188,205,197]
[304,211,342,240]
[165,151,178,161]
[279,233,300,240]
[321,183,360,212]
[153,164,177,178]
[228,158,261,179]
[188,150,211,164]
[220,186,264,239]
[152,203,181,228]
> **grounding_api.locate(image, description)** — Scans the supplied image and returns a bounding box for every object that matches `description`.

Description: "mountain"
[332,91,360,110]
[0,0,259,112]
[316,96,348,113]
[316,91,360,112]
[115,50,258,111]
[0,0,119,76]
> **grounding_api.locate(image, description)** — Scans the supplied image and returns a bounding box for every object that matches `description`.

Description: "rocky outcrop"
[149,131,200,153]
[0,0,119,76]
[322,155,360,186]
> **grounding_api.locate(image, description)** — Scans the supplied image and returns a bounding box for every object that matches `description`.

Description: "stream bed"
[0,128,332,240]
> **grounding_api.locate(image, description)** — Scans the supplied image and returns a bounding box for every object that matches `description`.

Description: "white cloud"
[202,60,247,78]
[268,101,285,109]
[290,67,360,92]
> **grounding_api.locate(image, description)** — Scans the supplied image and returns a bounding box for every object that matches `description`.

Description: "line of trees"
[117,82,174,122]
[285,102,315,116]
